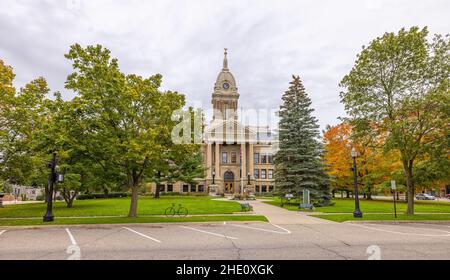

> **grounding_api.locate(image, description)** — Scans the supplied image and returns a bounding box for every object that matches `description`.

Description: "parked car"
[446,194,450,199]
[416,193,436,200]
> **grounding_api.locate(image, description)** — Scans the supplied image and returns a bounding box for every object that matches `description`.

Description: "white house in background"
[10,185,44,201]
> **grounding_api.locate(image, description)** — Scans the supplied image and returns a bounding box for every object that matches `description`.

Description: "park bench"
[240,202,253,212]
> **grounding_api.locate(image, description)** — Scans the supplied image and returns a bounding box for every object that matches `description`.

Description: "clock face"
[223,82,230,90]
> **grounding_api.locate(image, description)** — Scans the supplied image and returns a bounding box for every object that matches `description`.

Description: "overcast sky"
[0,0,449,129]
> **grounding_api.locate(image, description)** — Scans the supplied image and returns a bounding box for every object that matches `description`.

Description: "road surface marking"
[65,228,78,245]
[65,228,81,260]
[348,223,450,237]
[179,226,238,240]
[123,227,162,243]
[0,230,6,236]
[230,224,291,235]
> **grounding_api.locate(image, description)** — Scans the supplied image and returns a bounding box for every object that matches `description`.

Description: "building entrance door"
[224,171,235,194]
[225,182,234,194]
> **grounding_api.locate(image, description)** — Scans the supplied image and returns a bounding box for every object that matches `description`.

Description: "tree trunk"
[67,198,74,208]
[154,185,161,199]
[154,172,162,199]
[367,187,372,200]
[346,190,350,198]
[403,160,414,215]
[128,186,139,217]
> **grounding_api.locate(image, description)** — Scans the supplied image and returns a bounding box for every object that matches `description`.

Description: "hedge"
[76,192,131,200]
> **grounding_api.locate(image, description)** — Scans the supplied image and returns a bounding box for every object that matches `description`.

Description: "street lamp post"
[351,148,363,218]
[0,193,4,208]
[43,152,57,222]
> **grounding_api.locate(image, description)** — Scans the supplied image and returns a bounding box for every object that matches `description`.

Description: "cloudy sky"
[0,0,449,129]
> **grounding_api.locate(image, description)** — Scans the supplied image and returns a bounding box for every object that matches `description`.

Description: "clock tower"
[212,48,240,121]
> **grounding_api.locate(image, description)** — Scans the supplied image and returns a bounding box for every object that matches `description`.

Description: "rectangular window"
[256,185,260,193]
[167,185,174,192]
[268,154,274,164]
[231,152,237,164]
[262,185,267,193]
[157,185,165,192]
[222,152,228,163]
[261,154,267,164]
[254,153,260,164]
[254,169,260,179]
[198,185,205,192]
[183,185,189,193]
[191,185,197,192]
[269,186,274,193]
[261,169,267,179]
[268,169,274,179]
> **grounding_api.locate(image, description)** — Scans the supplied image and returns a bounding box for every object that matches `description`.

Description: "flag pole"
[240,106,245,196]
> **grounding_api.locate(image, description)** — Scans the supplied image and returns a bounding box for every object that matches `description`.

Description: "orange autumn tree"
[323,123,353,197]
[324,122,400,199]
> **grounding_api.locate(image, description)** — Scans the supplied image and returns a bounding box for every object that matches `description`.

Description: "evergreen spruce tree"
[275,75,332,206]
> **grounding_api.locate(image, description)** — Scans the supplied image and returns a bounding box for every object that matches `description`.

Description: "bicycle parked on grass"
[165,203,189,218]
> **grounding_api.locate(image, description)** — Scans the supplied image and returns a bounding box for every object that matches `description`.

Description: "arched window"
[224,171,234,181]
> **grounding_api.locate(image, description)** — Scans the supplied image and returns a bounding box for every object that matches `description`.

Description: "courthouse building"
[152,50,278,195]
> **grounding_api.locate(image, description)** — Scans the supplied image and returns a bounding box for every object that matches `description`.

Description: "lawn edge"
[0,215,269,228]
[0,219,269,229]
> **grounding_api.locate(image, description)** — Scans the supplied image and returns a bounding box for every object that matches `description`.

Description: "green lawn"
[0,215,268,227]
[0,196,242,218]
[313,213,450,222]
[266,197,450,213]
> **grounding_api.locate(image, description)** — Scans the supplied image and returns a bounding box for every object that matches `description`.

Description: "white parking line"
[348,223,450,237]
[123,227,162,243]
[65,228,81,260]
[230,224,291,235]
[179,226,238,240]
[0,230,6,236]
[65,228,78,245]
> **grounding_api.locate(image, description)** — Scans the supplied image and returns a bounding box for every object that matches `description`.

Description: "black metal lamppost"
[351,148,363,218]
[0,193,4,208]
[43,152,57,222]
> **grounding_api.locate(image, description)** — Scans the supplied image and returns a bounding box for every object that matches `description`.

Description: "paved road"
[1,221,450,260]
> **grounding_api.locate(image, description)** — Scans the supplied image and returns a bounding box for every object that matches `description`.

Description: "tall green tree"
[64,44,187,217]
[275,75,332,206]
[340,27,449,214]
[0,59,51,187]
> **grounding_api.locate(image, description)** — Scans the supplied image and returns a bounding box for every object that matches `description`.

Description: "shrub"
[232,193,255,201]
[76,192,130,200]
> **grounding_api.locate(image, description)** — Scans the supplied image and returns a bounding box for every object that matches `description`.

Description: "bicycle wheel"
[177,207,188,218]
[165,207,176,217]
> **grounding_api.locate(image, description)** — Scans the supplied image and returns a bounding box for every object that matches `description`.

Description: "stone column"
[241,142,246,181]
[215,143,221,179]
[206,143,212,179]
[249,144,254,179]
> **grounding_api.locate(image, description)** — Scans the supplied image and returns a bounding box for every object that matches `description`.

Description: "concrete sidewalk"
[249,200,334,225]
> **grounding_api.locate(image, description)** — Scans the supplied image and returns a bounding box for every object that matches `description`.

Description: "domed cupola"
[214,48,238,92]
[212,49,240,121]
